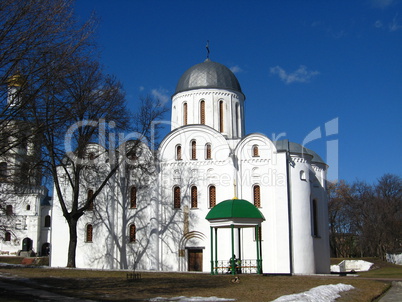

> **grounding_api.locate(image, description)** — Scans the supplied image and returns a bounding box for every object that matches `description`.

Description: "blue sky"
[74,0,402,184]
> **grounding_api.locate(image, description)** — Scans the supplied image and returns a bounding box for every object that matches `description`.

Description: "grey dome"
[274,140,326,165]
[174,59,243,96]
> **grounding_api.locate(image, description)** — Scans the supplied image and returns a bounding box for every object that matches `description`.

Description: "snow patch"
[271,283,354,302]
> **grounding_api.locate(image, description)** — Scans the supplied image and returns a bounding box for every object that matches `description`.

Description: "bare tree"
[41,59,167,267]
[0,0,94,156]
[328,174,402,259]
[0,0,168,266]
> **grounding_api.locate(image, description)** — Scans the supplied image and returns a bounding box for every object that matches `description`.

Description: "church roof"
[174,59,244,96]
[274,139,326,165]
[206,198,265,220]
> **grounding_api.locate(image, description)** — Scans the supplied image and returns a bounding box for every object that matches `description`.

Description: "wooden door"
[188,249,203,271]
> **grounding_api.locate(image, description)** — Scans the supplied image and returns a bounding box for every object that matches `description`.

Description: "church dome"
[174,59,243,96]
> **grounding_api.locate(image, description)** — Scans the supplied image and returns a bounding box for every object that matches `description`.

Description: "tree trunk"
[67,218,78,268]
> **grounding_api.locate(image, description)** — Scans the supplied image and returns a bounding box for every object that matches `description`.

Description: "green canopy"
[206,198,265,221]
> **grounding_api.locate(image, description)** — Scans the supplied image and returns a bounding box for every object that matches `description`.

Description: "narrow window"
[176,145,182,160]
[209,186,216,208]
[0,162,7,180]
[86,224,93,242]
[44,215,51,227]
[253,185,261,207]
[200,100,205,124]
[26,204,31,211]
[5,232,11,241]
[252,145,259,157]
[300,170,306,181]
[191,186,198,208]
[312,199,319,237]
[236,103,241,136]
[205,143,212,160]
[130,186,137,208]
[173,186,181,209]
[219,101,224,133]
[183,102,188,125]
[129,224,136,242]
[191,140,196,160]
[6,205,12,216]
[87,189,94,210]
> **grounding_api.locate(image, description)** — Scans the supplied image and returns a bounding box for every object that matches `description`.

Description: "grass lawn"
[0,257,400,301]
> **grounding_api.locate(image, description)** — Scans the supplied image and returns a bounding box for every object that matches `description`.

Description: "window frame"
[253,185,261,208]
[86,224,93,242]
[173,186,181,209]
[129,224,136,243]
[191,186,198,208]
[209,185,216,208]
[130,186,137,209]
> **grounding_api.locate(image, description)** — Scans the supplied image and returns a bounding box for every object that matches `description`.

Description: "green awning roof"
[206,199,265,220]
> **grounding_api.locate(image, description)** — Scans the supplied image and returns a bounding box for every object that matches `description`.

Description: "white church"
[50,59,330,274]
[48,58,331,274]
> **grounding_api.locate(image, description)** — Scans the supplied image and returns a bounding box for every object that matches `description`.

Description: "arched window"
[191,186,198,208]
[205,143,212,160]
[209,185,216,208]
[129,224,136,242]
[252,145,259,157]
[6,205,12,216]
[191,140,196,160]
[26,204,31,211]
[200,100,205,124]
[86,224,93,242]
[173,186,181,209]
[87,189,94,210]
[4,231,11,241]
[183,102,188,125]
[312,199,319,237]
[219,100,224,133]
[253,185,261,207]
[0,162,7,180]
[44,215,51,227]
[176,145,182,160]
[130,186,137,208]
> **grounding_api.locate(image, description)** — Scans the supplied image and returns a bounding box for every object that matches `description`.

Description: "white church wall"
[289,154,315,274]
[311,164,330,274]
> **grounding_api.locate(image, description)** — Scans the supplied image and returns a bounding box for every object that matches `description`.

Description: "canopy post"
[231,224,235,275]
[214,227,218,275]
[210,227,214,275]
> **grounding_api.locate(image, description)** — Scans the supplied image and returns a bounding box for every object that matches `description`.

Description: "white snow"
[271,283,354,302]
[149,283,354,302]
[150,297,236,302]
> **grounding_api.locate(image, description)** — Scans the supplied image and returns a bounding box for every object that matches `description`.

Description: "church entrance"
[22,237,32,251]
[188,249,203,271]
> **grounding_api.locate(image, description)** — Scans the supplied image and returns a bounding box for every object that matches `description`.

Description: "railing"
[213,259,261,274]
